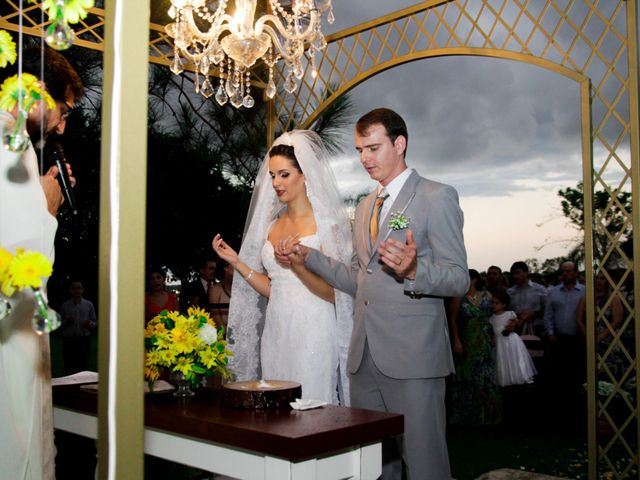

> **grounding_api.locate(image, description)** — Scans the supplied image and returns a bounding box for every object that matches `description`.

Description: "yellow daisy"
[0,247,13,276]
[174,356,194,376]
[0,30,17,68]
[7,250,52,289]
[198,347,218,370]
[0,74,55,113]
[42,0,94,24]
[144,365,160,382]
[1,277,16,297]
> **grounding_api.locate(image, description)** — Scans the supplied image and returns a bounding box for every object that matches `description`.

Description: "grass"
[448,423,588,479]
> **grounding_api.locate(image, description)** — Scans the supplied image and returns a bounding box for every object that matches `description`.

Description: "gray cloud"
[323,2,584,200]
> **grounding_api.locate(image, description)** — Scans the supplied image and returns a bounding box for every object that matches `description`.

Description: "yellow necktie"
[369,190,389,244]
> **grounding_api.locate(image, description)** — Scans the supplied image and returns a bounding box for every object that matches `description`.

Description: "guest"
[145,267,178,323]
[448,269,501,425]
[179,256,216,313]
[577,271,624,378]
[282,108,468,479]
[544,261,585,426]
[485,265,507,294]
[0,46,84,479]
[59,280,97,374]
[507,261,547,335]
[208,258,233,333]
[490,289,537,387]
[212,130,353,405]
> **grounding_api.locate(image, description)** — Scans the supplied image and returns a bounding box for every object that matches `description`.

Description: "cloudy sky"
[320,1,584,271]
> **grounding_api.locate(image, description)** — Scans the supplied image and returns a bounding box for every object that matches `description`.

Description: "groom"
[282,108,468,479]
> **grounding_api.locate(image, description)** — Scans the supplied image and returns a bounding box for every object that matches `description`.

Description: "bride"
[212,130,353,404]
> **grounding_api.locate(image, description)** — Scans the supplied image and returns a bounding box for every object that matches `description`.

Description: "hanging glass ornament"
[284,72,298,94]
[266,79,277,99]
[31,288,61,334]
[242,95,255,108]
[229,91,243,108]
[170,53,184,75]
[45,0,74,51]
[3,109,30,153]
[200,78,214,98]
[0,297,11,321]
[215,85,228,106]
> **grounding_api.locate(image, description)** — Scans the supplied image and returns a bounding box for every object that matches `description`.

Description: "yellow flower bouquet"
[0,246,59,333]
[144,307,233,392]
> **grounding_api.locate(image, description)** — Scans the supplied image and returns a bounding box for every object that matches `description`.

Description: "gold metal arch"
[1,0,638,478]
[295,48,588,131]
[267,1,639,478]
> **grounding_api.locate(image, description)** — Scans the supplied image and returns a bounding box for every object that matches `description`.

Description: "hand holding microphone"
[48,142,77,215]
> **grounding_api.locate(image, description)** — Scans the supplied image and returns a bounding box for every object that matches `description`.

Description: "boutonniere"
[388,211,411,231]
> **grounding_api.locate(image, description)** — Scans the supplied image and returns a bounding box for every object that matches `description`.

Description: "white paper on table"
[79,379,175,394]
[51,371,99,386]
[290,398,327,410]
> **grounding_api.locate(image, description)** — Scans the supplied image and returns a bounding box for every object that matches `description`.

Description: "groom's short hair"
[356,108,408,158]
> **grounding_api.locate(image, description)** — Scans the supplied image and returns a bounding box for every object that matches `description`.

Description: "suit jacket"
[179,279,209,313]
[306,170,469,379]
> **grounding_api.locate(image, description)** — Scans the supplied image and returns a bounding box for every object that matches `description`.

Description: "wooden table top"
[53,385,404,461]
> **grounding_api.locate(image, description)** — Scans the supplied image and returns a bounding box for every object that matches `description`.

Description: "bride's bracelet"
[244,269,254,281]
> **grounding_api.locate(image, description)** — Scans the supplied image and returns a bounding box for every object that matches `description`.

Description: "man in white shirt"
[59,280,97,374]
[544,261,585,428]
[508,261,548,335]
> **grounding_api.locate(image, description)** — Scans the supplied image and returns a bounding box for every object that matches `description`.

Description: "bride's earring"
[304,180,310,198]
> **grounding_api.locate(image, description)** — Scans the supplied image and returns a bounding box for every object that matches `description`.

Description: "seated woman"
[145,267,178,323]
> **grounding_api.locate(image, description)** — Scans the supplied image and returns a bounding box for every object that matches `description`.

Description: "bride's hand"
[274,234,300,267]
[212,234,239,266]
[287,245,308,270]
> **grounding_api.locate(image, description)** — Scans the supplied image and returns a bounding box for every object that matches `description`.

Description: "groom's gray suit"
[306,169,468,479]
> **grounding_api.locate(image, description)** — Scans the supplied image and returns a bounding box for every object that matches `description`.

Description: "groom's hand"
[274,235,309,267]
[378,229,417,279]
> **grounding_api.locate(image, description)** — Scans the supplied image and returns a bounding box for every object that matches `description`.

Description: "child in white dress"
[489,289,537,386]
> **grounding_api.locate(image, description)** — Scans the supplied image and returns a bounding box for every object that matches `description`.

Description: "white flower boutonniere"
[388,211,411,231]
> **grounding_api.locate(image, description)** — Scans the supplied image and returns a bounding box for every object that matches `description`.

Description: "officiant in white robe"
[0,46,84,479]
[0,110,59,480]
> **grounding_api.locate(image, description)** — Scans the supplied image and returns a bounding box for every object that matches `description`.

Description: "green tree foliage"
[557,181,632,269]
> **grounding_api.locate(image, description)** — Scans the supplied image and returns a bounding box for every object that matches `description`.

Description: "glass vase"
[45,0,74,50]
[2,109,30,153]
[32,288,61,334]
[0,296,11,321]
[169,372,195,398]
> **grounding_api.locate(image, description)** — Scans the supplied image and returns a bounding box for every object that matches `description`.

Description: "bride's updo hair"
[268,144,302,173]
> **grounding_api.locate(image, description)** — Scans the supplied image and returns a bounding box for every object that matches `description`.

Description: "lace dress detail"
[260,235,339,403]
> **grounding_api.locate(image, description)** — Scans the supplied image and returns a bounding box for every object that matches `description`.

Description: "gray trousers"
[350,342,451,480]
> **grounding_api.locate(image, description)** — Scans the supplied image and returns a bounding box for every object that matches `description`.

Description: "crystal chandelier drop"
[165,0,334,108]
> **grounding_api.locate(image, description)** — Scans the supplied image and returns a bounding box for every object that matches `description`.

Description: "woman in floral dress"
[448,269,502,425]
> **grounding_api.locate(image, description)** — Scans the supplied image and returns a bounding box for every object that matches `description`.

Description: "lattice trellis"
[269,1,639,478]
[1,1,638,478]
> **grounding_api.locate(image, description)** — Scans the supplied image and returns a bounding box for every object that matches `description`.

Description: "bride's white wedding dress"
[260,234,338,403]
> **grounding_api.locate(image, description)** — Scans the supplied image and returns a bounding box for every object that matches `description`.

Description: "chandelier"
[165,0,334,108]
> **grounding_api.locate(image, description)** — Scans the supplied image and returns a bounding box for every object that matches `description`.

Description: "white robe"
[0,111,58,479]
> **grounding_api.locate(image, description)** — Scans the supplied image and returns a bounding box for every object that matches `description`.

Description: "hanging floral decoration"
[0,246,59,334]
[26,0,95,50]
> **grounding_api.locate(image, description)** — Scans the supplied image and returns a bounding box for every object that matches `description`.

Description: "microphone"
[48,142,77,215]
